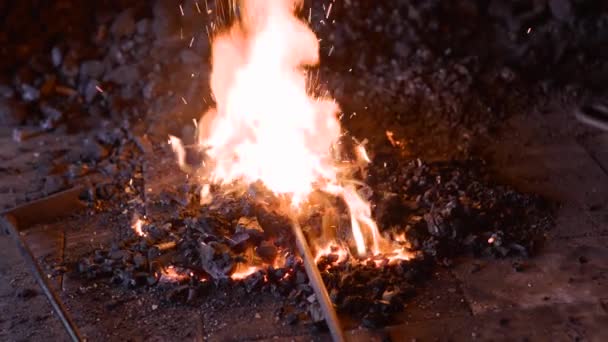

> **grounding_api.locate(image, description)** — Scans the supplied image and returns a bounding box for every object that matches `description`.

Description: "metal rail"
[0,187,86,342]
[1,214,82,342]
[290,220,345,342]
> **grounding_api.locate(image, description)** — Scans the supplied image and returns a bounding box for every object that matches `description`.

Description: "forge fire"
[169,0,410,264]
[2,0,607,341]
[77,0,550,335]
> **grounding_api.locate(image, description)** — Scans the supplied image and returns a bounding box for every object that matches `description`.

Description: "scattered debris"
[77,157,553,328]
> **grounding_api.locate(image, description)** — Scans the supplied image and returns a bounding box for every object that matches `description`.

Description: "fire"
[197,0,340,207]
[172,0,410,263]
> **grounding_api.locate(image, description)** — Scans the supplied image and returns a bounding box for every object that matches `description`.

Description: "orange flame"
[314,243,348,265]
[171,0,409,261]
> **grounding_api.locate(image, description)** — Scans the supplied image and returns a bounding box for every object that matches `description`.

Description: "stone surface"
[452,237,608,314]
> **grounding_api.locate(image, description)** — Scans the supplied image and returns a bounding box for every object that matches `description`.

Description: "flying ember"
[171,0,410,261]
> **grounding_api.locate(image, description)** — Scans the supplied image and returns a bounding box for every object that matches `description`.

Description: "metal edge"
[1,187,88,341]
[1,214,82,342]
[1,186,87,230]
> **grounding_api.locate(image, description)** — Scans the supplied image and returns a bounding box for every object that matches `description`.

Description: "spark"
[195,1,201,13]
[181,97,188,104]
[326,3,333,19]
[95,85,104,93]
[526,27,532,34]
[179,4,184,16]
[189,36,195,47]
[328,45,334,57]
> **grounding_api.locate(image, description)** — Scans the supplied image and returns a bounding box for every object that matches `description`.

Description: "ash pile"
[77,157,552,329]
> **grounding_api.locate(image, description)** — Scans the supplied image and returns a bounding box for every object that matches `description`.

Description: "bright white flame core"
[201,0,339,206]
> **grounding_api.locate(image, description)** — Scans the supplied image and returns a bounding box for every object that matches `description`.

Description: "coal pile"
[310,0,608,136]
[3,0,607,134]
[369,157,553,260]
[0,1,211,132]
[77,156,553,329]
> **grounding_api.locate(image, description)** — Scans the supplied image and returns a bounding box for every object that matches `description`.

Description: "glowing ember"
[159,266,189,283]
[172,0,410,262]
[314,243,348,265]
[131,217,147,237]
[230,265,260,280]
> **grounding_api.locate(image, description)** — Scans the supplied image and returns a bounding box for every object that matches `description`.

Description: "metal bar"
[1,214,82,342]
[290,220,345,342]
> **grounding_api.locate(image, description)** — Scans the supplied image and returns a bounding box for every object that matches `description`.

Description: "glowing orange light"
[230,265,260,280]
[159,266,188,283]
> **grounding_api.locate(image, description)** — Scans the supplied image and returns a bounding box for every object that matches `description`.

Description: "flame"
[171,0,408,261]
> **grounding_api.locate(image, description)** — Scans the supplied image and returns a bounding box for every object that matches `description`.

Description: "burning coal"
[170,0,410,263]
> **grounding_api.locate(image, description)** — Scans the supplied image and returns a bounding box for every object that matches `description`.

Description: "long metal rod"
[290,220,345,342]
[1,215,82,342]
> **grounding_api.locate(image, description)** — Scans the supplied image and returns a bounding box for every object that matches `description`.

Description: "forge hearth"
[2,147,554,340]
[2,104,608,341]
